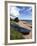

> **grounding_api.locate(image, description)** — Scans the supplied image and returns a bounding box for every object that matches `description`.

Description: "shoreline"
[10,20,32,39]
[16,20,32,31]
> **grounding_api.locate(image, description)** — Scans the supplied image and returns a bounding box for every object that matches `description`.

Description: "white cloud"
[26,7,32,11]
[10,6,20,17]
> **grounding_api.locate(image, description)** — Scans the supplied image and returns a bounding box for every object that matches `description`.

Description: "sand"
[22,32,32,39]
[16,21,32,39]
[16,21,32,30]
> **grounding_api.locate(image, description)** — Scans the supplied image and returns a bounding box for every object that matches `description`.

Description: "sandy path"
[16,21,32,39]
[16,21,32,30]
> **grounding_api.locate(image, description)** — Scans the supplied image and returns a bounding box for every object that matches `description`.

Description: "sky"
[10,6,32,20]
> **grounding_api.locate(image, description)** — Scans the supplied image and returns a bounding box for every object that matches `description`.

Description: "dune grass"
[10,28,24,40]
[10,20,25,40]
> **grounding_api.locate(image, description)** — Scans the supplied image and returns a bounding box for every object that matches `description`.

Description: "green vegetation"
[10,17,19,23]
[10,18,24,40]
[10,17,19,22]
[10,18,13,21]
[10,29,24,40]
[14,17,19,22]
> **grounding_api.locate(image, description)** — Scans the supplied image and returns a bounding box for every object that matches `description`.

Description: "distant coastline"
[20,20,32,25]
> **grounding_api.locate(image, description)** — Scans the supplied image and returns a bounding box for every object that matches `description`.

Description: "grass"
[10,29,24,40]
[10,20,24,40]
[10,20,17,24]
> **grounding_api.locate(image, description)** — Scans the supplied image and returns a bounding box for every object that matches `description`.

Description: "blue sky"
[10,6,32,20]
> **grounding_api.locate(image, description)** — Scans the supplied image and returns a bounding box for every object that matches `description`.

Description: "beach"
[16,21,32,30]
[16,21,32,39]
[10,20,32,39]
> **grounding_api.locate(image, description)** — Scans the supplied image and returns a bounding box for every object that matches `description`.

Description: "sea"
[22,20,32,25]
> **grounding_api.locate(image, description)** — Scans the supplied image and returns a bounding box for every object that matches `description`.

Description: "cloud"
[19,7,32,15]
[10,6,32,20]
[26,7,32,11]
[10,6,20,17]
[18,7,32,20]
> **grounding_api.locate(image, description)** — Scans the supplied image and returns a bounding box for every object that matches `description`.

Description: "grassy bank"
[10,28,24,40]
[10,20,24,40]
